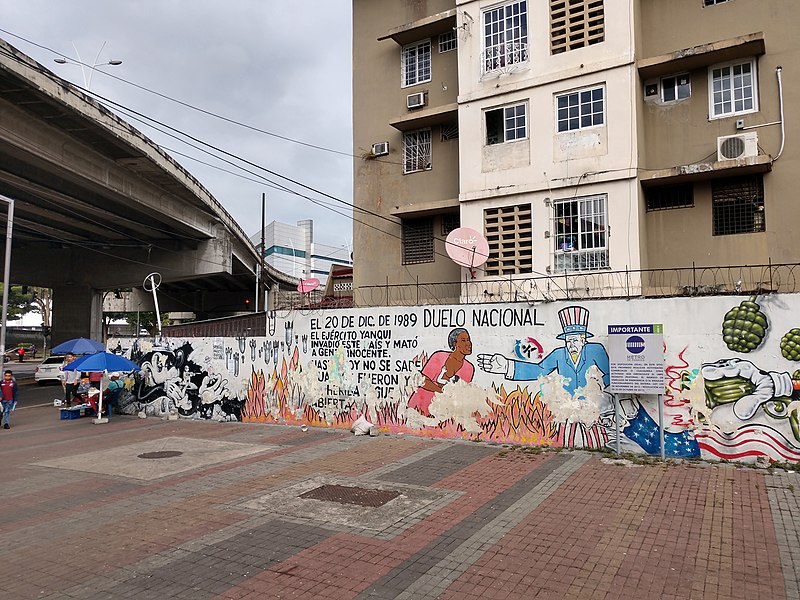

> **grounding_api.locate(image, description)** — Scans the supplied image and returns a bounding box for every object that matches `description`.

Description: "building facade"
[353,0,800,304]
[250,219,352,286]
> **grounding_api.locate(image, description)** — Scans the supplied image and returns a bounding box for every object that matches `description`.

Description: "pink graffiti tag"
[664,346,694,427]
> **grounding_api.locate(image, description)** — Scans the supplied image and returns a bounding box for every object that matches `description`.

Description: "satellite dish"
[297,278,320,294]
[446,227,489,278]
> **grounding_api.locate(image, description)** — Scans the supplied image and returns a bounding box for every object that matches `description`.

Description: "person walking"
[1,369,18,429]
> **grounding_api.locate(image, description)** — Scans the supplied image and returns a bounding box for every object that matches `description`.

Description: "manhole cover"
[137,450,184,459]
[300,484,400,507]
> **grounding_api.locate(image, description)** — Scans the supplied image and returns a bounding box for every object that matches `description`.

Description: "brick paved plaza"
[1,402,798,599]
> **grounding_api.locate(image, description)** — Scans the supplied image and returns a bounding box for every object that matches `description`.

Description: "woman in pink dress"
[408,328,474,417]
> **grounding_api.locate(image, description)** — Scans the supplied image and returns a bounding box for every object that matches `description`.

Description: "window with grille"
[402,40,431,88]
[486,103,527,145]
[556,86,604,132]
[550,0,604,55]
[482,1,528,73]
[645,183,694,211]
[441,214,460,236]
[439,30,457,53]
[403,129,432,174]
[661,73,691,102]
[709,59,757,118]
[484,204,532,276]
[441,122,459,141]
[712,175,765,236]
[402,218,435,264]
[553,195,608,272]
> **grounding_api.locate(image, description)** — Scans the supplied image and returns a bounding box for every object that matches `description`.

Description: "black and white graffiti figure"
[285,321,294,347]
[268,311,276,336]
[272,340,280,365]
[302,334,308,353]
[280,341,285,355]
[250,339,257,362]
[233,352,240,377]
[225,347,233,372]
[236,335,246,354]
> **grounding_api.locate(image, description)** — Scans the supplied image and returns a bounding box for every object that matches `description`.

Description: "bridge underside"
[0,39,285,344]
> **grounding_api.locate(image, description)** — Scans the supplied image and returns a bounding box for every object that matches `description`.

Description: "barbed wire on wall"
[161,262,800,337]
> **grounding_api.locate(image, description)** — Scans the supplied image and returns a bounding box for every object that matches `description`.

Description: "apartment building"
[353,0,799,303]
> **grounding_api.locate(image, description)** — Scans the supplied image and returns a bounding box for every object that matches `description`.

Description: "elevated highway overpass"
[0,38,292,343]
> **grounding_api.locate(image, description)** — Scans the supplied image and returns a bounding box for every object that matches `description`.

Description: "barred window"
[484,204,533,276]
[553,195,608,273]
[439,30,457,53]
[550,0,604,55]
[556,86,604,132]
[441,122,459,141]
[403,129,432,174]
[486,103,527,145]
[712,175,765,236]
[402,218,435,264]
[441,214,460,236]
[401,40,431,88]
[482,1,528,73]
[645,183,694,211]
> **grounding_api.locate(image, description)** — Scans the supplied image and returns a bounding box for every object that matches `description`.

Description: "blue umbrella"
[62,351,140,423]
[51,337,104,355]
[62,351,141,373]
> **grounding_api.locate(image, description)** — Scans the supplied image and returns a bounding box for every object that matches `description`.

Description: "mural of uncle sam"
[478,306,610,395]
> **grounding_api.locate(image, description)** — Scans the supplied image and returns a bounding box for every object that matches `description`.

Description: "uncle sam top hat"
[556,306,593,339]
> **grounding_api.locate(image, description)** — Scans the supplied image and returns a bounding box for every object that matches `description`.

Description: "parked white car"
[35,356,65,385]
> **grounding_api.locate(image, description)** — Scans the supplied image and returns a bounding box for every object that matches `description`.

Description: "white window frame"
[438,30,457,53]
[401,40,431,88]
[703,0,732,6]
[708,58,758,119]
[661,73,691,103]
[555,85,605,133]
[485,102,527,145]
[482,1,528,74]
[403,129,432,174]
[552,194,608,273]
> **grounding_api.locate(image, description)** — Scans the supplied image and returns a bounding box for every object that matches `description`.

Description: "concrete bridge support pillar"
[51,285,103,346]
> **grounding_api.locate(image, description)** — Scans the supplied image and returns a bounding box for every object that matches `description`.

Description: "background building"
[250,219,352,285]
[353,0,800,305]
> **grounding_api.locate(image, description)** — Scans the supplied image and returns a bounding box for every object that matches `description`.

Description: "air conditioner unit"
[717,132,758,161]
[406,92,426,109]
[371,142,389,156]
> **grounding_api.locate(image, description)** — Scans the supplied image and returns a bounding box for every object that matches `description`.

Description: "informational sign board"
[607,324,665,394]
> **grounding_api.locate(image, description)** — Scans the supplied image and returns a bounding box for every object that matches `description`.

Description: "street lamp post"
[53,42,122,89]
[0,195,15,377]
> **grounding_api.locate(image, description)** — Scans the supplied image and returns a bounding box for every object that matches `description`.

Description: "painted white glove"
[477,353,510,376]
[701,358,793,420]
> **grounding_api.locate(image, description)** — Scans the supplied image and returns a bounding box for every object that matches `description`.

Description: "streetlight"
[53,42,122,89]
[0,195,14,377]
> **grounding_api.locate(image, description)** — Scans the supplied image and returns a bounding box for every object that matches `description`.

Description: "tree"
[125,311,171,336]
[0,285,42,321]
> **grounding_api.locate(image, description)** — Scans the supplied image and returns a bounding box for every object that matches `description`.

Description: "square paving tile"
[32,436,274,480]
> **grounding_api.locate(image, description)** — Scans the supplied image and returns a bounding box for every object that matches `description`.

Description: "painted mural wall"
[115,294,800,464]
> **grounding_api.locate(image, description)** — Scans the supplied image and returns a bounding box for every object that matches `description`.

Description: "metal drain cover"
[138,450,184,459]
[300,484,400,507]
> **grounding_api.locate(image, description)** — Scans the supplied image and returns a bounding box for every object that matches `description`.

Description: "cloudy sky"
[0,1,353,248]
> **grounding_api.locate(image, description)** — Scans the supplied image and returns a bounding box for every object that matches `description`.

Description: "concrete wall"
[122,293,800,464]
